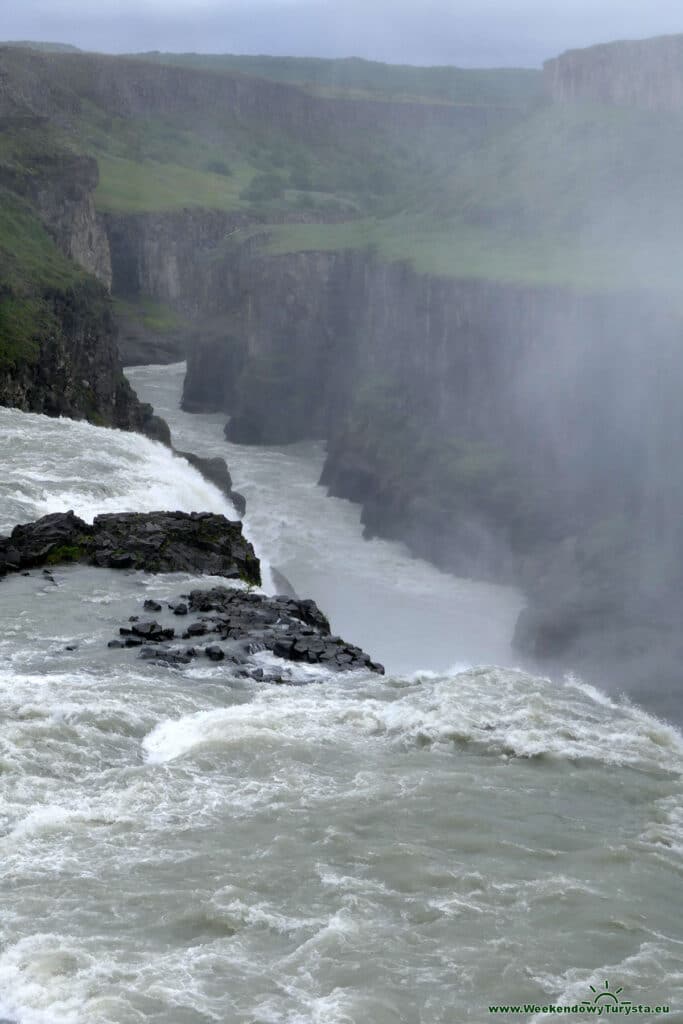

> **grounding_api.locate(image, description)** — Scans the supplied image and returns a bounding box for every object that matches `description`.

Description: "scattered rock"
[186,621,208,637]
[10,513,382,683]
[108,585,384,677]
[129,620,174,642]
[139,646,194,666]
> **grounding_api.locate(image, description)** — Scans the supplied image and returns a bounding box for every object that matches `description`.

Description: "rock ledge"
[0,510,260,584]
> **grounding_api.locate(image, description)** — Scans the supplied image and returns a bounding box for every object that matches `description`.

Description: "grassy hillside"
[4,47,683,296]
[51,63,512,218]
[84,111,416,217]
[86,121,432,218]
[0,48,535,227]
[0,46,495,221]
[260,100,683,294]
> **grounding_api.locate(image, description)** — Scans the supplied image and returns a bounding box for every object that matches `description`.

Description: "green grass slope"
[262,100,683,294]
[85,116,431,217]
[0,48,534,229]
[44,59,514,218]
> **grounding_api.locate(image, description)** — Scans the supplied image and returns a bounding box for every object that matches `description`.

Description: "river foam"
[0,395,681,1023]
[0,406,239,533]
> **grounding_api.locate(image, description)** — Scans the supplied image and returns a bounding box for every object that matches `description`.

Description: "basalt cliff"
[544,33,683,112]
[181,242,683,698]
[0,118,165,436]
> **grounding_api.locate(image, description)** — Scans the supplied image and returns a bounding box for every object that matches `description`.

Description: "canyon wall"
[0,148,112,289]
[0,279,166,438]
[29,153,112,289]
[544,34,683,111]
[182,241,683,690]
[184,243,682,478]
[0,138,165,437]
[0,46,513,145]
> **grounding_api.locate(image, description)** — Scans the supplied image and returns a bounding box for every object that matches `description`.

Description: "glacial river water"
[0,363,681,1024]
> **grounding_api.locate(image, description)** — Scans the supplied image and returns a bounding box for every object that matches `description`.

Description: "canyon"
[2,36,683,701]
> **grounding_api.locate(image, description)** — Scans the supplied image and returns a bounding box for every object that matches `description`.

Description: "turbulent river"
[0,362,681,1024]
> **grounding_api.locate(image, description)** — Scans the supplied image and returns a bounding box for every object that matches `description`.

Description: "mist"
[4,0,683,65]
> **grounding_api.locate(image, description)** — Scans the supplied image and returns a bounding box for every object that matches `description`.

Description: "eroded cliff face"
[104,209,252,313]
[28,152,112,289]
[103,208,354,369]
[0,280,167,439]
[185,244,682,474]
[544,34,683,111]
[185,248,367,438]
[0,46,512,145]
[0,139,164,436]
[182,243,683,690]
[0,145,112,289]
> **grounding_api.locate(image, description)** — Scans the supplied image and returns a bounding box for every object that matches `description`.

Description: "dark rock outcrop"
[107,585,384,677]
[174,450,246,516]
[0,278,170,441]
[0,144,170,442]
[140,409,172,446]
[0,510,260,584]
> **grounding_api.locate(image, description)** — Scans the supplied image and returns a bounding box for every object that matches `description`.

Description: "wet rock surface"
[107,585,384,680]
[174,450,247,517]
[0,510,260,584]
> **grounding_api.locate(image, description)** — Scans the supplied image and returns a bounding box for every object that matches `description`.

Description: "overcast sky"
[4,0,683,67]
